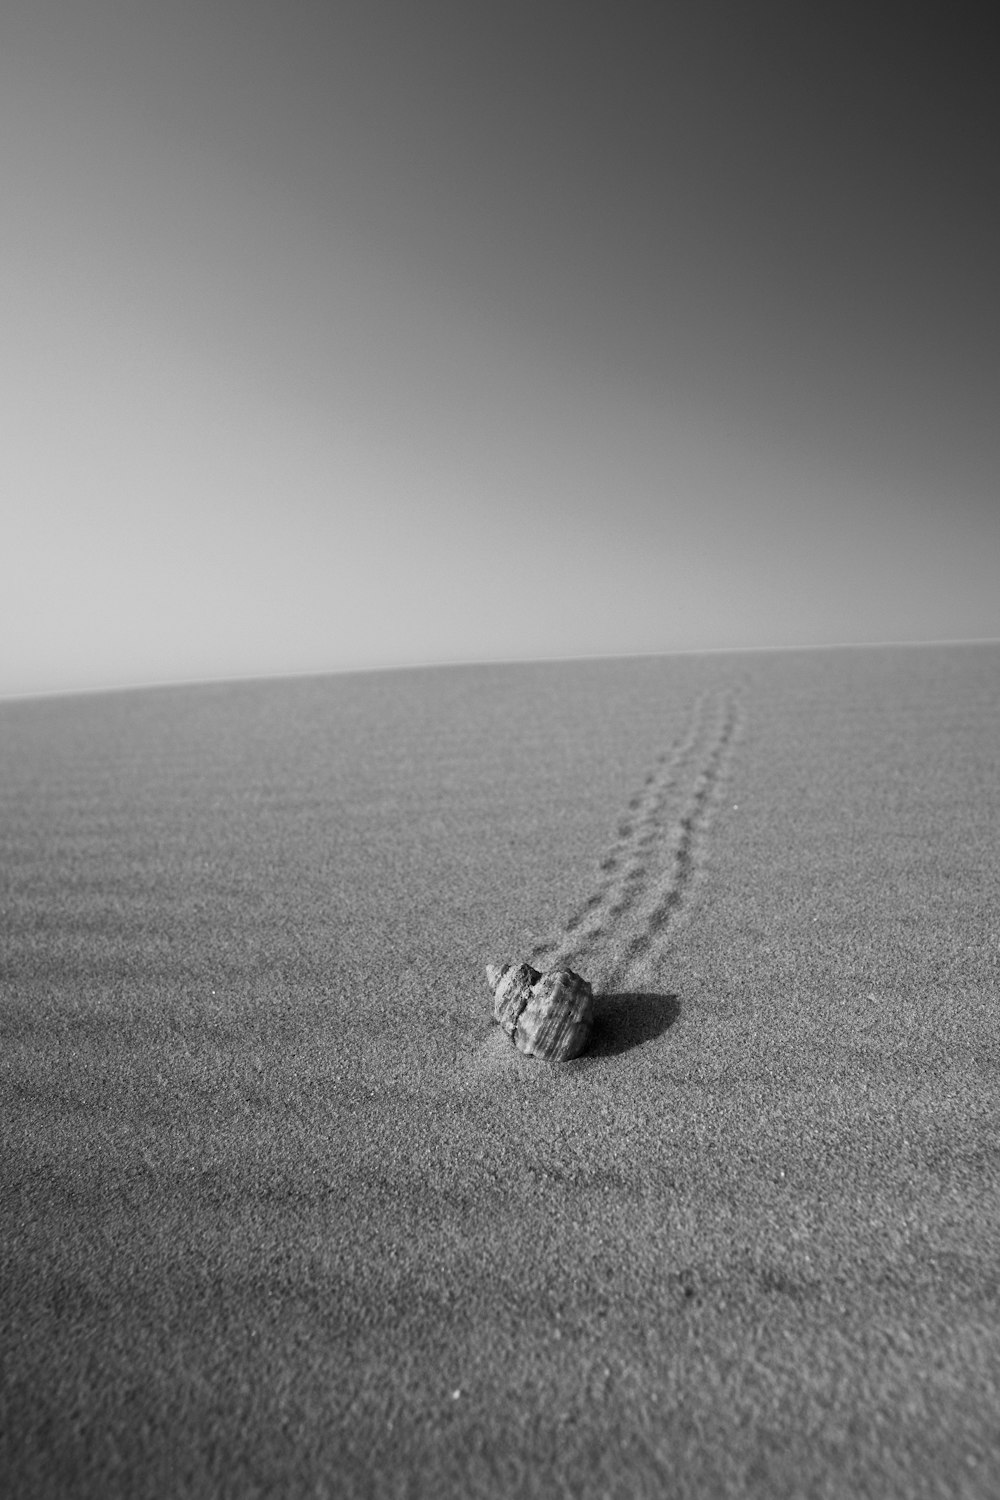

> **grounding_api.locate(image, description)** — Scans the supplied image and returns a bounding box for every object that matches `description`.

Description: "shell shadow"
[588,992,680,1057]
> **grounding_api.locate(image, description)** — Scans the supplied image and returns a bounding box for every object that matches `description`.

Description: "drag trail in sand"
[529,688,744,990]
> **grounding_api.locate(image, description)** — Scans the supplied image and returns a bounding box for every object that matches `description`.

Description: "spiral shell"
[486,961,594,1062]
[486,962,542,1039]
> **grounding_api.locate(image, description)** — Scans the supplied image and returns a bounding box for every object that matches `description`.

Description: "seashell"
[486,961,542,1039]
[485,961,594,1062]
[515,968,594,1062]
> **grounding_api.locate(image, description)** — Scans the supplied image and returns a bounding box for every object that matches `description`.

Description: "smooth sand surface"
[3,646,999,1497]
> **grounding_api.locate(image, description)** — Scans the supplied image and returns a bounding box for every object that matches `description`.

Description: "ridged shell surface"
[485,961,594,1061]
[515,968,594,1061]
[486,961,542,1038]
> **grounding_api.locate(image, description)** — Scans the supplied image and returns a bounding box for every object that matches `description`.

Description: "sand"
[2,645,999,1497]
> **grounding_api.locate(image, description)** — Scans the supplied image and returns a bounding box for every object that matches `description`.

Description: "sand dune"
[2,646,999,1497]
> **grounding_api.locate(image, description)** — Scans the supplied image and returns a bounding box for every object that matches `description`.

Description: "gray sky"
[3,0,998,694]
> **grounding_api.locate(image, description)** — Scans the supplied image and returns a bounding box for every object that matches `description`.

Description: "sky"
[3,0,998,695]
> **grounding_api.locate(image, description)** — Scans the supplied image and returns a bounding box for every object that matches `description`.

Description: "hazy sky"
[3,0,998,694]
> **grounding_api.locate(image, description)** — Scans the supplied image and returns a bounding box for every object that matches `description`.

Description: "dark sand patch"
[3,648,1000,1497]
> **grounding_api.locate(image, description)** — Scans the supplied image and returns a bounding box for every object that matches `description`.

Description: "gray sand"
[2,646,999,1497]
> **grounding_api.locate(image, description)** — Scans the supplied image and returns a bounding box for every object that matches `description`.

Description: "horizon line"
[3,634,999,705]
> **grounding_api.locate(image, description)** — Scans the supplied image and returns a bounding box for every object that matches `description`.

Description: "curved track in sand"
[529,688,744,989]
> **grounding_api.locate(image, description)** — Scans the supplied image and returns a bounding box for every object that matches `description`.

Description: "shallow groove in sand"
[530,689,743,989]
[608,691,742,986]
